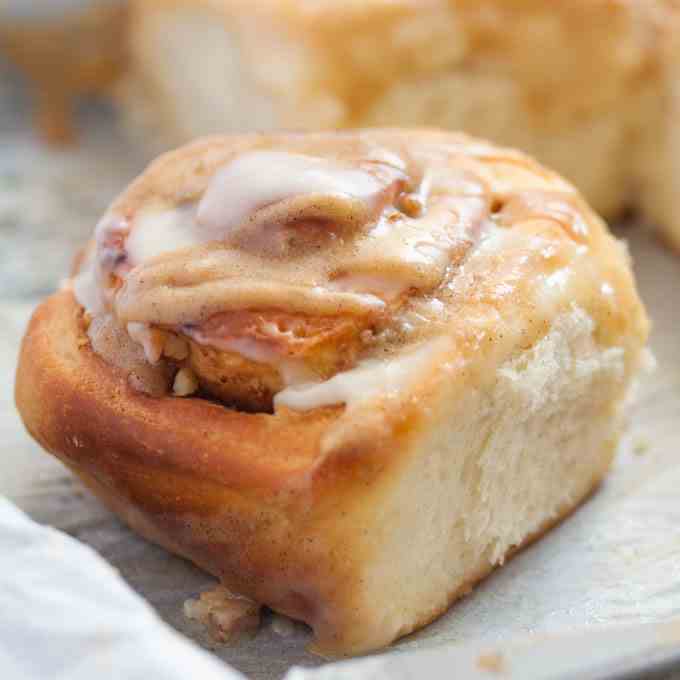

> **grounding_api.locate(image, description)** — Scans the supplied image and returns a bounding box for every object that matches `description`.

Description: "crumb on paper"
[184,585,261,643]
[270,613,297,638]
[477,651,506,674]
[633,438,650,456]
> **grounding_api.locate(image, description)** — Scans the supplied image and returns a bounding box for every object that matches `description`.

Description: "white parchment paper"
[1,65,679,680]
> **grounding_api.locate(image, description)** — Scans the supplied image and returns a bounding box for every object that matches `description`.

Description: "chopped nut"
[163,333,189,361]
[173,367,199,396]
[184,586,261,643]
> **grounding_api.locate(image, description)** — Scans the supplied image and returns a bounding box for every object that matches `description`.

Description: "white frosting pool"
[274,339,446,411]
[196,150,393,242]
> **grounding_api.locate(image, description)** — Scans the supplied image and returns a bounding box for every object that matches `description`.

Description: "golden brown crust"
[77,444,609,658]
[16,291,423,654]
[16,288,613,656]
[14,286,628,656]
[16,291,348,492]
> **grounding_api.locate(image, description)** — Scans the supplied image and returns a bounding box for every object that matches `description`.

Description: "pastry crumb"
[184,586,261,643]
[477,651,505,674]
[270,613,297,638]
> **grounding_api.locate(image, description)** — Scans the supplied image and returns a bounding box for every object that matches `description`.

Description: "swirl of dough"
[73,130,633,411]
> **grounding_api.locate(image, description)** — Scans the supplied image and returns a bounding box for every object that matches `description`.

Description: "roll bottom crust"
[16,290,630,655]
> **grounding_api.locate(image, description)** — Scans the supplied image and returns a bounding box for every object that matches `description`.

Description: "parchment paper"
[1,65,679,680]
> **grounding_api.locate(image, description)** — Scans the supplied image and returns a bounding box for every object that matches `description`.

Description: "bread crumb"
[477,651,505,674]
[270,613,297,638]
[184,586,261,643]
[173,367,198,396]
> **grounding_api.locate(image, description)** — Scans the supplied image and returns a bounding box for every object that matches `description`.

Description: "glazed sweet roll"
[16,129,649,656]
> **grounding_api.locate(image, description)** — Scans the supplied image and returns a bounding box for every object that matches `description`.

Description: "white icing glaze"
[470,222,511,255]
[194,333,278,365]
[83,148,490,339]
[73,251,103,316]
[274,339,446,411]
[327,273,406,300]
[184,328,320,386]
[125,205,199,265]
[75,215,129,316]
[196,151,391,242]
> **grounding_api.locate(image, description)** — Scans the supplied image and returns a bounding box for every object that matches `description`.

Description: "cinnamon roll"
[16,129,649,656]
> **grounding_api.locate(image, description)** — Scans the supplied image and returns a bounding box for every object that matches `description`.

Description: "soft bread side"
[16,291,640,655]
